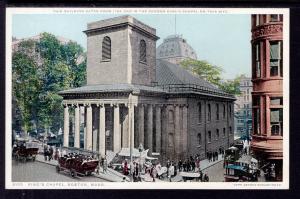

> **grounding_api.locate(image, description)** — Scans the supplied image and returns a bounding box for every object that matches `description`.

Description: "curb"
[200,159,223,172]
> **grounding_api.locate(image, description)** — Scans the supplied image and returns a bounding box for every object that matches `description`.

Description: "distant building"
[234,75,252,139]
[58,15,235,163]
[250,14,283,181]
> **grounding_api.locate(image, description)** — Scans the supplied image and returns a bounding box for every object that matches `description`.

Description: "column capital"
[63,103,69,108]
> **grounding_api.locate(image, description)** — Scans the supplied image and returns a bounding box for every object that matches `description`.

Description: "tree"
[12,32,86,135]
[180,58,241,95]
[219,76,241,95]
[180,58,223,86]
[12,46,41,135]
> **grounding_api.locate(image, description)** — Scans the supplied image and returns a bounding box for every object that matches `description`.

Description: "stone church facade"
[59,15,235,162]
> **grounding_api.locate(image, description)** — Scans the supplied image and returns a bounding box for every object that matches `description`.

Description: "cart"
[56,147,99,177]
[13,140,39,162]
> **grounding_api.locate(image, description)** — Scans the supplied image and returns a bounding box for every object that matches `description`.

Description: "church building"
[59,15,235,162]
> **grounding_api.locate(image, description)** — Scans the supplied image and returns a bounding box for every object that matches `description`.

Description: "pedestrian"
[49,146,53,161]
[178,160,182,172]
[103,157,108,173]
[199,170,203,182]
[44,145,48,161]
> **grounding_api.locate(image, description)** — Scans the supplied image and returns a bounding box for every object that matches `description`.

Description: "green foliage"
[180,58,241,95]
[219,76,242,95]
[180,58,223,86]
[12,32,86,134]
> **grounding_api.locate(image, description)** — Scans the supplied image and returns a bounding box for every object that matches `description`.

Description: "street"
[202,161,225,182]
[12,160,109,182]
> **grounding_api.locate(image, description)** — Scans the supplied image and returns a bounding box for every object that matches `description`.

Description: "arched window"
[102,36,111,61]
[140,40,146,63]
[197,133,201,146]
[168,110,174,124]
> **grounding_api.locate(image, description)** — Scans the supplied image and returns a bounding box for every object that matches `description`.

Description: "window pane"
[270,97,283,105]
[270,41,279,59]
[140,40,146,62]
[270,14,279,22]
[102,36,111,60]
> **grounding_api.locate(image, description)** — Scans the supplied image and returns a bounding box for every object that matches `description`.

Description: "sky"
[12,13,251,79]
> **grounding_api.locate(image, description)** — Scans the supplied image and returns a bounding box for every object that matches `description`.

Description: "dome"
[156,35,197,62]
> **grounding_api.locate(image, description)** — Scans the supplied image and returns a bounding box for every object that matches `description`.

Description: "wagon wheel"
[56,165,60,173]
[70,169,77,178]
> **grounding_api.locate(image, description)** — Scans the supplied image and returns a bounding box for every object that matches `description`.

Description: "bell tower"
[84,15,159,86]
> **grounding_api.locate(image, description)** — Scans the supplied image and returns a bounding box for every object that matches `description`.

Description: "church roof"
[156,59,216,89]
[156,35,197,60]
[59,83,165,95]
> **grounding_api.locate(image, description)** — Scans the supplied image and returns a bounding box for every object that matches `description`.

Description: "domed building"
[59,15,235,163]
[157,35,197,65]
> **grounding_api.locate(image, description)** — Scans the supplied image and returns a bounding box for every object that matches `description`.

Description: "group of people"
[177,155,201,172]
[207,151,222,162]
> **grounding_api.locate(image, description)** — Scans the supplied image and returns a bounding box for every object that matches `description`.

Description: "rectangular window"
[223,104,226,119]
[216,104,219,120]
[208,104,211,122]
[270,108,283,136]
[229,126,232,135]
[270,41,283,77]
[270,14,280,22]
[216,129,219,140]
[270,97,283,105]
[208,131,212,143]
[255,43,261,78]
[253,108,260,135]
[253,96,260,106]
[223,128,226,137]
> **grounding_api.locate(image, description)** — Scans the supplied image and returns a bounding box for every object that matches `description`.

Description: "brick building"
[59,15,235,163]
[250,14,283,181]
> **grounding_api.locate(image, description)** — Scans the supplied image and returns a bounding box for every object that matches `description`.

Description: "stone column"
[63,104,69,147]
[174,105,180,159]
[138,104,145,147]
[161,105,168,163]
[155,105,162,153]
[128,104,135,154]
[83,106,87,149]
[182,105,188,158]
[92,106,98,151]
[122,107,129,148]
[86,104,93,151]
[74,104,80,148]
[113,104,121,152]
[147,104,153,154]
[99,104,106,157]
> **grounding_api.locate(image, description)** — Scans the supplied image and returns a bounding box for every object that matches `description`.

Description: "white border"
[5,7,290,189]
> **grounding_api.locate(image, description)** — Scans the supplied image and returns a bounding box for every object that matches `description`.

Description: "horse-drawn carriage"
[56,147,99,178]
[12,138,39,162]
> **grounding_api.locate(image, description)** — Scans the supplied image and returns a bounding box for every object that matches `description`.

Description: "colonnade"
[63,100,188,159]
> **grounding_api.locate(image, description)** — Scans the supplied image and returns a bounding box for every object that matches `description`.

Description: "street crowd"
[119,153,216,182]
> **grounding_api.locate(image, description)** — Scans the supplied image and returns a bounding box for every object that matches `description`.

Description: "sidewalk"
[168,154,224,182]
[35,154,128,182]
[200,154,224,171]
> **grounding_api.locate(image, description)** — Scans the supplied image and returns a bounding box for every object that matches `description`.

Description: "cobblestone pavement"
[12,160,109,182]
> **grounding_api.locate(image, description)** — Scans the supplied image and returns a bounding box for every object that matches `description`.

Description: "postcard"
[5,7,289,189]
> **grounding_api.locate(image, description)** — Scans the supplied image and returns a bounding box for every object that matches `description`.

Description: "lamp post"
[138,143,144,175]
